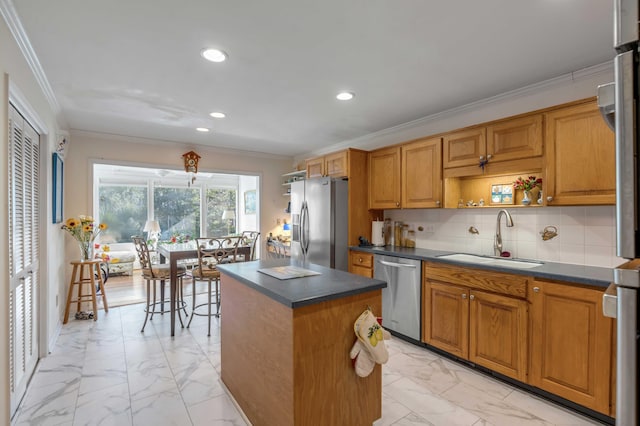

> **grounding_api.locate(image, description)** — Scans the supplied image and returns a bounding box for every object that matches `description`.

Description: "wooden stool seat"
[63,260,109,324]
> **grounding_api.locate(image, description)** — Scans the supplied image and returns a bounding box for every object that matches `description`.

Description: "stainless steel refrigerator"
[597,1,640,423]
[290,177,348,271]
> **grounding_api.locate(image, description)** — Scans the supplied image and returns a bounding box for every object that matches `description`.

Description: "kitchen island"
[216,259,387,426]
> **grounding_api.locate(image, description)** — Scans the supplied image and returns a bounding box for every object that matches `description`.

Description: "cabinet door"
[443,127,486,168]
[423,280,469,358]
[469,290,527,382]
[487,114,543,162]
[529,280,613,414]
[325,151,348,178]
[402,137,442,208]
[369,147,401,209]
[306,156,325,179]
[544,101,615,205]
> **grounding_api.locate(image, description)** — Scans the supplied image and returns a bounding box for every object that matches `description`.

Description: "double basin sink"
[437,253,543,270]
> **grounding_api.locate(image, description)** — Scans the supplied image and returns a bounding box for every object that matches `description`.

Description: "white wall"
[238,175,258,232]
[1,12,66,424]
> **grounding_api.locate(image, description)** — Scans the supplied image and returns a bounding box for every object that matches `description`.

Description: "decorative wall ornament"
[182,150,201,186]
[56,136,67,159]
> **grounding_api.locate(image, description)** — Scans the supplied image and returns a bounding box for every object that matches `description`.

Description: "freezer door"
[614,0,639,49]
[304,177,331,267]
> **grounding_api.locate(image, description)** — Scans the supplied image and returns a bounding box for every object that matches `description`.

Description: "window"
[99,185,148,243]
[154,187,200,240]
[93,164,258,243]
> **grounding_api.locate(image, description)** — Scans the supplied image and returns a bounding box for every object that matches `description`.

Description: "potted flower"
[513,176,542,205]
[62,215,108,261]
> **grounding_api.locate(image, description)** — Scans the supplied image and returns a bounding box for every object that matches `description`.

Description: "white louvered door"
[9,104,40,416]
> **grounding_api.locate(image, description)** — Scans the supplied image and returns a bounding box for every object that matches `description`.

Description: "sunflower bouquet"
[62,215,108,260]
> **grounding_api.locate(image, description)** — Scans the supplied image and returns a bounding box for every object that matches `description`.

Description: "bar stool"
[63,259,109,324]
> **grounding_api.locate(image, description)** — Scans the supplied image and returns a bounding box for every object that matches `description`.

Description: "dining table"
[157,239,251,336]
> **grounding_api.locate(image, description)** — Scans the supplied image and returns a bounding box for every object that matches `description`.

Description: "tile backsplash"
[383,206,624,268]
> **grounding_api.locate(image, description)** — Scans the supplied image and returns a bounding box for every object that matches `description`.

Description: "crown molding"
[0,0,64,125]
[70,129,293,161]
[295,61,614,162]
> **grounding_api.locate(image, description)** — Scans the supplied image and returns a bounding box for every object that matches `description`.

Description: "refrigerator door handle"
[614,0,639,48]
[301,201,310,255]
[614,51,637,259]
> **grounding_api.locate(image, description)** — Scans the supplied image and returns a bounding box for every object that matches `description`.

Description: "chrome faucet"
[494,209,514,256]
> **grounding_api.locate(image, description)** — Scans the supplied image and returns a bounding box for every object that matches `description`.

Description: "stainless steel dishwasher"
[374,254,421,341]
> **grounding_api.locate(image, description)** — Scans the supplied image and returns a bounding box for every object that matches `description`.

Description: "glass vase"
[521,190,532,206]
[78,242,94,262]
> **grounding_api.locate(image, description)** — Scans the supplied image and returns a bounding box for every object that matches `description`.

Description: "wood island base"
[220,273,383,426]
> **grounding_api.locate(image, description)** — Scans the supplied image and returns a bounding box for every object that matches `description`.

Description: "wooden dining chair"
[131,236,188,332]
[188,236,241,336]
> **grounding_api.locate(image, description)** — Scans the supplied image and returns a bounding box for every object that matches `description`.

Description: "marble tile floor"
[12,302,606,426]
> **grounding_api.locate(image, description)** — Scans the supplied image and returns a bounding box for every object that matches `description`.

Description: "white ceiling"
[8,0,614,157]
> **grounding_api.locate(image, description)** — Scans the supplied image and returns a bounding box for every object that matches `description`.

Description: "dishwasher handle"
[377,260,417,269]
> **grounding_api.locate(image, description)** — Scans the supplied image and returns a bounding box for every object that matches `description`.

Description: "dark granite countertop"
[350,246,616,289]
[216,259,386,308]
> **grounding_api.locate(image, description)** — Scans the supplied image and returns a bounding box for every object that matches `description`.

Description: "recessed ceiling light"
[196,127,210,132]
[336,91,355,101]
[209,112,226,118]
[201,48,227,63]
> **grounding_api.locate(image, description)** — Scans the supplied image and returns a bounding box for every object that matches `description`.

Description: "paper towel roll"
[371,221,384,246]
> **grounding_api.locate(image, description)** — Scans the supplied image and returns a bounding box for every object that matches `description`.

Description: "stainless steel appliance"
[597,1,640,424]
[290,177,348,270]
[373,254,421,341]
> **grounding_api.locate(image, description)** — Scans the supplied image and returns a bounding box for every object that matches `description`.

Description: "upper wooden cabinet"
[369,138,442,209]
[544,101,615,205]
[402,137,442,208]
[369,146,401,209]
[443,114,543,172]
[529,279,613,415]
[306,150,349,179]
[443,127,486,169]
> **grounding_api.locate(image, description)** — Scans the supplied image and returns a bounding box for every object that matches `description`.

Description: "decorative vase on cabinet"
[521,190,532,206]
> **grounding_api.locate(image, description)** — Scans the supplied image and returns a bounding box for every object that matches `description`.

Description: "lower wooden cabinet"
[469,290,528,382]
[423,275,528,381]
[349,250,373,278]
[528,279,613,415]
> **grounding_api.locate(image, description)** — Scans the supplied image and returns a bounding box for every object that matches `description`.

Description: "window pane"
[207,188,237,236]
[154,187,200,239]
[98,185,148,243]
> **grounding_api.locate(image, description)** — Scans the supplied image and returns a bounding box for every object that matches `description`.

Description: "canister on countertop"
[384,218,393,246]
[401,224,409,247]
[394,221,403,246]
[406,229,416,247]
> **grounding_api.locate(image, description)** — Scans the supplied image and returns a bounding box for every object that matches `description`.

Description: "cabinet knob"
[358,257,363,263]
[396,202,400,207]
[486,154,492,160]
[479,155,484,161]
[533,286,540,293]
[461,293,467,299]
[469,294,475,300]
[435,200,440,206]
[546,196,553,202]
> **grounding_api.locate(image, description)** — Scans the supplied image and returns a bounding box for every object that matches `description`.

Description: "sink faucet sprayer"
[494,209,514,256]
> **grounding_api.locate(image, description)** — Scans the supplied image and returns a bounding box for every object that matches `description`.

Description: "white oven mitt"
[354,309,389,364]
[350,340,376,377]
